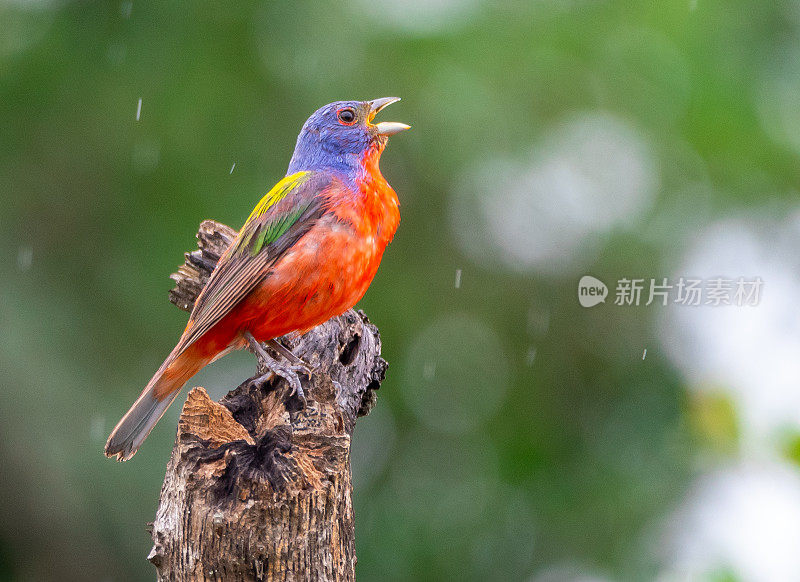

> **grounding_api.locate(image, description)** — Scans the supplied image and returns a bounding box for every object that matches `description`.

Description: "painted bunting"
[105,97,409,461]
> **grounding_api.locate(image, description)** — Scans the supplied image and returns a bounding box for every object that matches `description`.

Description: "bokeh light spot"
[660,213,800,449]
[351,402,397,490]
[662,462,800,581]
[403,314,510,434]
[451,112,659,274]
[351,0,483,36]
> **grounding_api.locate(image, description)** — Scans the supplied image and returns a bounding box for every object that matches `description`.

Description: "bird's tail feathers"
[105,349,204,461]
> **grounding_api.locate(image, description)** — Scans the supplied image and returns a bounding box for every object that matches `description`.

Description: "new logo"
[578,275,608,307]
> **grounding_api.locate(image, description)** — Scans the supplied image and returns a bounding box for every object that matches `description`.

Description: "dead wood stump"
[147,220,386,581]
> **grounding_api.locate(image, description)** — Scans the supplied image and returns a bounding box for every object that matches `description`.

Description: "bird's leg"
[266,339,314,375]
[245,331,272,362]
[244,332,308,406]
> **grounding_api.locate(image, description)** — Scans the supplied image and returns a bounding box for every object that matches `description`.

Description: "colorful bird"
[105,97,409,461]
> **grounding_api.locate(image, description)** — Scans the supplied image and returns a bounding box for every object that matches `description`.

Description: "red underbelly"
[230,224,382,341]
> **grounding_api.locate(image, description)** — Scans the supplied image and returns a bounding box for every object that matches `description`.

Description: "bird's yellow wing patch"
[245,171,312,224]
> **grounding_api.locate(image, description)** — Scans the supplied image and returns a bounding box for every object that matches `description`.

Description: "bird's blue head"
[286,97,409,181]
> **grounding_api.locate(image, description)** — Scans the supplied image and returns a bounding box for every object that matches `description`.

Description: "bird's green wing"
[176,171,333,355]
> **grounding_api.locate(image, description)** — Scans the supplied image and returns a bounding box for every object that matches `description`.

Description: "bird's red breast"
[216,142,400,347]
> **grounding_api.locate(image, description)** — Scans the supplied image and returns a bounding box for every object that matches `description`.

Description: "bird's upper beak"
[367,97,410,136]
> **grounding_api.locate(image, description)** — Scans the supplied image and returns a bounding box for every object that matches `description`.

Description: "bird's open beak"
[368,97,410,136]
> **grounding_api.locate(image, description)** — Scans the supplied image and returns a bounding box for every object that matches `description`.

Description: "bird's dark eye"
[337,108,356,125]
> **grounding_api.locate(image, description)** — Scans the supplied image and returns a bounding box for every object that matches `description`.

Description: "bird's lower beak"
[373,121,411,136]
[368,97,410,136]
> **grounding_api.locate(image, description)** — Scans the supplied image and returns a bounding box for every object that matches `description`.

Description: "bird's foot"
[244,332,309,407]
[245,365,308,407]
[266,339,314,376]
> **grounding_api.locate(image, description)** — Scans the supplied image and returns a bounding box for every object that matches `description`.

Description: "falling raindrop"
[136,98,142,121]
[423,361,436,381]
[229,162,236,174]
[642,348,647,360]
[90,415,106,442]
[454,269,462,289]
[16,245,32,271]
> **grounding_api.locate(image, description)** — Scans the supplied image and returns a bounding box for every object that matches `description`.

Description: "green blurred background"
[3,1,800,580]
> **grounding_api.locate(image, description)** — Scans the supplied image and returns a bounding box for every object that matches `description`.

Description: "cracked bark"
[148,220,386,581]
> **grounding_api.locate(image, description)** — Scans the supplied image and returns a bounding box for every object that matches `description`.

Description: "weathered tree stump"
[147,220,387,581]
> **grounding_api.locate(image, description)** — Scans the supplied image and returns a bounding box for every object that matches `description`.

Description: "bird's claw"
[246,372,273,391]
[271,361,308,407]
[245,364,308,407]
[245,332,309,407]
[265,338,315,376]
